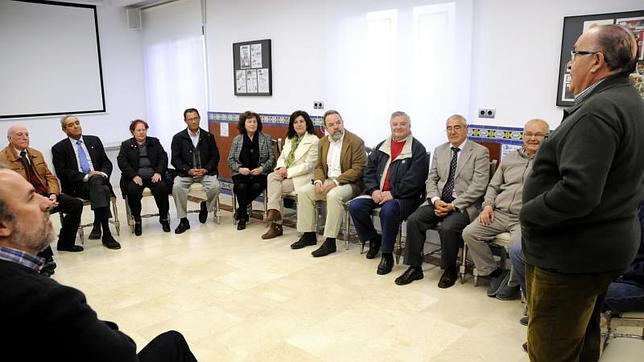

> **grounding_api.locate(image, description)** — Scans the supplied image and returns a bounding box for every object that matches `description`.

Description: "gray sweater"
[482,148,534,216]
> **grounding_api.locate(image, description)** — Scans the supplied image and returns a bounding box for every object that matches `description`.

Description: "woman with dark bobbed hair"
[117,119,170,236]
[227,111,275,230]
[261,110,319,239]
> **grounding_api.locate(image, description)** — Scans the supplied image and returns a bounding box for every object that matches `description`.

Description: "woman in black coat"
[117,119,170,235]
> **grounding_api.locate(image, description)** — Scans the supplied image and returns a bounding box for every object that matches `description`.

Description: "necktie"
[441,147,460,203]
[19,150,30,167]
[76,140,91,174]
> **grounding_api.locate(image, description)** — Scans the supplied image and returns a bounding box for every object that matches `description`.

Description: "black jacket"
[362,135,429,219]
[171,128,219,177]
[521,74,644,273]
[117,136,168,196]
[51,135,113,195]
[1,260,138,362]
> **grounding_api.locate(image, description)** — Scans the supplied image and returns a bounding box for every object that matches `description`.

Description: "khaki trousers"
[266,172,295,223]
[297,180,353,238]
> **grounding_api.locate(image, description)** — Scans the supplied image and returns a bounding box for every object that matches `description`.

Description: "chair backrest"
[271,138,282,159]
[489,159,498,181]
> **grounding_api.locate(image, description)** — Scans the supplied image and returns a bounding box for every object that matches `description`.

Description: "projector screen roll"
[0,0,105,119]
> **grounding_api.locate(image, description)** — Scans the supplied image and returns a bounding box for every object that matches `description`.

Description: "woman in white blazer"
[262,110,320,239]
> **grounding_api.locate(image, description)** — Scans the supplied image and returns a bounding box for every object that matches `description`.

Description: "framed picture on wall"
[556,10,644,107]
[233,39,272,96]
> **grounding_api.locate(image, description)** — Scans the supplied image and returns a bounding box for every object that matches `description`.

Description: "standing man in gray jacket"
[520,25,644,361]
[462,119,549,299]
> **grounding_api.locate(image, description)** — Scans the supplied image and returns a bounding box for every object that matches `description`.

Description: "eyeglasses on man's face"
[570,49,600,61]
[524,132,547,139]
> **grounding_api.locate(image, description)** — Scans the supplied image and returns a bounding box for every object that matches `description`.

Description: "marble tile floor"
[51,198,530,362]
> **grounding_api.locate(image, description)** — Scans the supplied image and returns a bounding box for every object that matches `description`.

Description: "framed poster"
[233,39,272,96]
[556,10,644,106]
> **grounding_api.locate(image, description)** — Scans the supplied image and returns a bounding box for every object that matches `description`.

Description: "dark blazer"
[171,128,219,177]
[362,134,429,219]
[1,260,138,362]
[117,136,168,196]
[521,74,644,273]
[51,135,113,195]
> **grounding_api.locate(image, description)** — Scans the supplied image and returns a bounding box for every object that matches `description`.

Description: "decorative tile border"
[468,124,525,146]
[208,111,325,127]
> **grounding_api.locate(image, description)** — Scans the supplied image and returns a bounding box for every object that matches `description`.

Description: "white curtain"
[142,0,207,152]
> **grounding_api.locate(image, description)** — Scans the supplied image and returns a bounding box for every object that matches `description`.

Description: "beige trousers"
[266,172,295,223]
[297,179,353,238]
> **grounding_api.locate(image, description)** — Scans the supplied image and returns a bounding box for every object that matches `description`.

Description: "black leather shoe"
[377,253,394,275]
[88,225,101,240]
[102,235,121,250]
[366,237,381,259]
[437,268,458,289]
[290,232,317,249]
[199,201,208,223]
[57,245,84,252]
[40,258,57,277]
[395,266,424,285]
[237,219,246,230]
[311,238,336,257]
[174,219,190,234]
[160,219,171,233]
[134,222,142,236]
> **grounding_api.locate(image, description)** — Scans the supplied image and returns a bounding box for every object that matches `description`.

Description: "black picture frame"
[233,39,272,96]
[556,10,644,107]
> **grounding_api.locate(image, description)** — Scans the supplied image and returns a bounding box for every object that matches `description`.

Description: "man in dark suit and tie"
[0,124,84,276]
[51,115,120,250]
[395,114,489,288]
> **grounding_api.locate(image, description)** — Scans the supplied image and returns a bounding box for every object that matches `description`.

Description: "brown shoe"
[262,222,283,239]
[266,209,281,222]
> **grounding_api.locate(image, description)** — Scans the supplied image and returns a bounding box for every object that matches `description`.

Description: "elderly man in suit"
[290,110,366,257]
[0,124,84,276]
[349,111,429,275]
[171,108,221,234]
[51,115,120,250]
[395,114,489,288]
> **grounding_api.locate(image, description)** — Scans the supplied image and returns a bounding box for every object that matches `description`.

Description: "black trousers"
[73,175,112,221]
[37,193,84,258]
[125,178,169,221]
[138,330,197,362]
[404,204,470,269]
[232,174,267,217]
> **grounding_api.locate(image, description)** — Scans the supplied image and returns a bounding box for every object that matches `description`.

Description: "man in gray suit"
[395,114,489,288]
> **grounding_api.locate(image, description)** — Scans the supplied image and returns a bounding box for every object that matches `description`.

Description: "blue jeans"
[349,197,401,253]
[602,281,644,314]
[509,239,526,295]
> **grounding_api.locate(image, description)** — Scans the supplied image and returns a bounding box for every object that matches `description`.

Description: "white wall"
[470,0,643,129]
[206,0,643,148]
[0,4,145,166]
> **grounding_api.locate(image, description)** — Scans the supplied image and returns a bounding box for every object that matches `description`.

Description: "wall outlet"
[478,108,496,118]
[313,101,324,110]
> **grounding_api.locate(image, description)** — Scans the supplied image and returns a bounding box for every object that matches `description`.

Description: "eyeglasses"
[570,49,600,60]
[524,132,547,139]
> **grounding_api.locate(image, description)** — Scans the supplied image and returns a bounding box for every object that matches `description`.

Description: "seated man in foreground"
[0,166,198,362]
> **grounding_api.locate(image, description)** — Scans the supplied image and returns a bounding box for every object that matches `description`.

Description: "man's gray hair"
[323,110,343,126]
[447,114,468,127]
[0,164,15,223]
[60,114,76,128]
[596,24,638,74]
[390,111,410,123]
